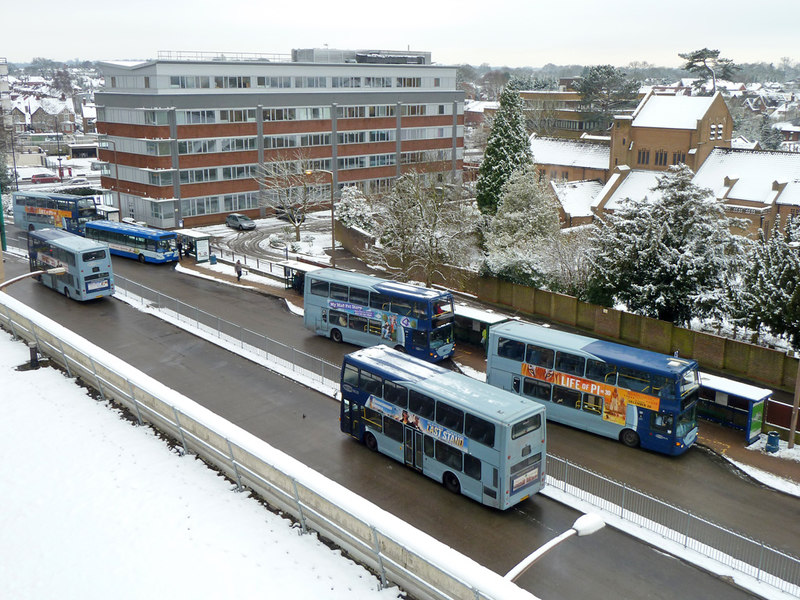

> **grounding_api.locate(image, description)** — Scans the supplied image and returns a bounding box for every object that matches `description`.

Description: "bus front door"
[404,426,424,472]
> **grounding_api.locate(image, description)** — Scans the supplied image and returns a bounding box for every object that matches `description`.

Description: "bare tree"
[253,149,325,241]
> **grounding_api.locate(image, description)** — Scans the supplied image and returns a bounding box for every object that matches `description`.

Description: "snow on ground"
[0,330,401,600]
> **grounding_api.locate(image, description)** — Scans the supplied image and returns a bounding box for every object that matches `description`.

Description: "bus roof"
[30,228,108,252]
[346,345,544,423]
[86,220,176,239]
[490,320,697,378]
[12,190,85,201]
[311,268,450,300]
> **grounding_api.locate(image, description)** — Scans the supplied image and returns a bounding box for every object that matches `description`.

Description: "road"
[0,251,767,600]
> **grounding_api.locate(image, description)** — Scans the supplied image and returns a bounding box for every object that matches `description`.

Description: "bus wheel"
[393,345,406,353]
[63,287,71,299]
[364,432,378,452]
[330,328,343,343]
[443,472,460,494]
[620,429,640,448]
[138,254,146,263]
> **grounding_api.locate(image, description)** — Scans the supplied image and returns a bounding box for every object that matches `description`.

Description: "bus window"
[343,364,359,387]
[651,412,674,433]
[436,402,464,432]
[409,390,435,419]
[465,414,495,447]
[463,454,481,480]
[412,301,427,318]
[310,279,329,297]
[618,367,650,392]
[523,378,551,401]
[583,394,603,415]
[435,440,463,470]
[330,284,349,301]
[349,315,368,332]
[383,381,408,408]
[555,352,585,376]
[330,310,348,327]
[411,329,428,347]
[525,344,554,368]
[586,359,617,384]
[553,386,581,409]
[370,292,391,311]
[512,414,541,439]
[433,299,452,315]
[383,418,404,442]
[349,287,369,306]
[497,337,525,361]
[392,298,412,316]
[359,370,383,397]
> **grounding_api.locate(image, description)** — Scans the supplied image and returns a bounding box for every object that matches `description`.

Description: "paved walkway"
[178,256,800,489]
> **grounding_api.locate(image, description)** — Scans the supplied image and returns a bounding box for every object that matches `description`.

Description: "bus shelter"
[174,229,211,263]
[699,372,772,444]
[453,303,511,347]
[277,260,321,293]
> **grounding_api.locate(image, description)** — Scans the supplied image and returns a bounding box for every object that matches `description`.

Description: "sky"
[1,238,799,599]
[3,1,799,69]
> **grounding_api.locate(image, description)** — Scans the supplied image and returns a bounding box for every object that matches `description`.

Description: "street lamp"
[101,136,122,209]
[304,168,336,269]
[504,513,605,583]
[0,267,67,291]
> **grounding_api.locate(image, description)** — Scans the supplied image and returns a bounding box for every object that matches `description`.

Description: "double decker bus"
[304,268,455,362]
[486,320,700,456]
[27,228,114,301]
[84,220,179,264]
[12,191,99,234]
[341,345,547,509]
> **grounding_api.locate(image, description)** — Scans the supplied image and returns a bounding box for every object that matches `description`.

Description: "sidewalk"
[177,256,800,491]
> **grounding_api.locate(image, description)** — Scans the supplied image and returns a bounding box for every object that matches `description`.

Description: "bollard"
[209,254,217,265]
[765,431,780,453]
[28,344,39,369]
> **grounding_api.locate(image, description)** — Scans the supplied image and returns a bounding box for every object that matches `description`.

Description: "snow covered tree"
[368,171,480,286]
[737,216,800,347]
[679,48,739,95]
[483,165,561,287]
[476,84,532,214]
[759,115,785,150]
[335,186,377,234]
[589,164,748,326]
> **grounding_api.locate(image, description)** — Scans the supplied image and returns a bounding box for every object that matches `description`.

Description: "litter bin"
[209,254,217,265]
[765,431,780,453]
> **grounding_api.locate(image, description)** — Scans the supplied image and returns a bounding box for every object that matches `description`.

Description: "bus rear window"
[512,414,541,439]
[82,250,107,262]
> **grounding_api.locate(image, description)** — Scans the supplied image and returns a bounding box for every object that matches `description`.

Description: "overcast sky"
[4,0,798,68]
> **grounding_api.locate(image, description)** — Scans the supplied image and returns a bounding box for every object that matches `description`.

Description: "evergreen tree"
[759,115,784,150]
[589,165,747,325]
[335,186,376,234]
[476,85,532,215]
[574,65,639,130]
[678,48,739,95]
[483,164,561,287]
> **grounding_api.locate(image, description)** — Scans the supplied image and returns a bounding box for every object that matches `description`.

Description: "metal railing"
[0,292,537,600]
[547,456,800,596]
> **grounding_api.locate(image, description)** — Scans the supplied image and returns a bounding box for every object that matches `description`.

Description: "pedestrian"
[235,259,243,282]
[480,327,488,352]
[176,239,183,259]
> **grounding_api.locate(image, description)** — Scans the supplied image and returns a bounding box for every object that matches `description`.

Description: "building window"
[654,150,668,166]
[672,152,686,165]
[364,77,392,88]
[397,77,421,88]
[256,76,291,88]
[637,149,650,165]
[214,76,251,89]
[332,76,361,88]
[295,76,327,88]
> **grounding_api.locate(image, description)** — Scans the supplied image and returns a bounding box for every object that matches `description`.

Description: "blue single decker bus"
[486,320,700,455]
[84,220,179,263]
[341,345,547,509]
[304,268,455,362]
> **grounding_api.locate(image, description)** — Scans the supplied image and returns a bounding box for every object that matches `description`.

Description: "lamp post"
[101,136,122,210]
[504,513,605,583]
[304,168,336,269]
[1,267,67,291]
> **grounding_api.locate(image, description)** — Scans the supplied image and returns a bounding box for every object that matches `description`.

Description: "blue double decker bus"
[486,320,700,456]
[12,191,100,234]
[341,345,547,509]
[304,269,455,362]
[84,220,179,263]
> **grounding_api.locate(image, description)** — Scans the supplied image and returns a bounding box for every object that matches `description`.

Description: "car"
[68,177,90,185]
[225,213,256,230]
[31,173,60,183]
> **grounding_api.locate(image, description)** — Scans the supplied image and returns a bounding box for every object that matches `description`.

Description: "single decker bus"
[486,320,700,456]
[341,345,547,509]
[27,228,115,301]
[84,220,179,263]
[304,268,455,362]
[12,190,100,234]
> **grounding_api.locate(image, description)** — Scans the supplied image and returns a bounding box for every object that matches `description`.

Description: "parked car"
[68,177,89,185]
[31,173,60,183]
[225,213,256,230]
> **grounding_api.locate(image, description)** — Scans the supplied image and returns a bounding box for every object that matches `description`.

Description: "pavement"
[176,255,800,490]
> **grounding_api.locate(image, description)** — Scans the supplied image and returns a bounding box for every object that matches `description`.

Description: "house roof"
[594,168,663,211]
[632,94,716,130]
[530,136,609,170]
[692,148,800,206]
[551,179,603,218]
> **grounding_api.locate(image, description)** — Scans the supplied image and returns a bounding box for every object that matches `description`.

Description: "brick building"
[95,49,464,228]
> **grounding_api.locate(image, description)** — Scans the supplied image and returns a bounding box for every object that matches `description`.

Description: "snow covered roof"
[632,94,716,130]
[730,136,759,150]
[692,148,800,206]
[464,100,499,113]
[595,169,663,211]
[530,136,609,170]
[551,179,603,218]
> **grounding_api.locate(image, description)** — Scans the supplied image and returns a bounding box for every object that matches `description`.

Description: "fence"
[547,456,800,597]
[0,291,537,600]
[109,274,800,598]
